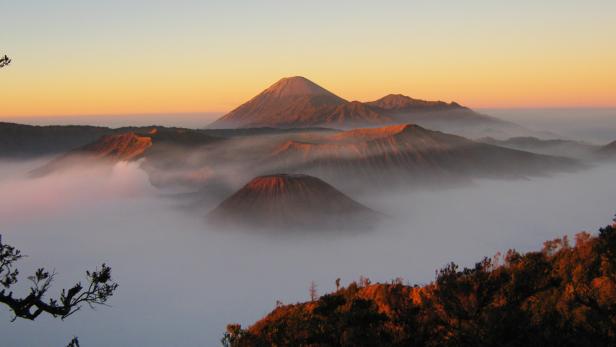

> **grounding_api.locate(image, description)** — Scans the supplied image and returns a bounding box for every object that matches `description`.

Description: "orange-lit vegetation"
[223,217,616,346]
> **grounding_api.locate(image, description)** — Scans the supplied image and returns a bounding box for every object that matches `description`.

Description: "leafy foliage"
[0,235,118,321]
[225,217,616,346]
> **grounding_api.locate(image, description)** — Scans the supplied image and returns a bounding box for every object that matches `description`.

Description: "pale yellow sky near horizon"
[1,1,615,118]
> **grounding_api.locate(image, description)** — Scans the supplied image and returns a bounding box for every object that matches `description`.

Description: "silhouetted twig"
[0,235,118,321]
[0,55,11,68]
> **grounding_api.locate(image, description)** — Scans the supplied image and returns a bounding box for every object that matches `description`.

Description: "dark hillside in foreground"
[224,218,616,347]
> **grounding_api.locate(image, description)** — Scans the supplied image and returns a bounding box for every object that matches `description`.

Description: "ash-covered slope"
[208,174,381,231]
[208,76,391,129]
[266,124,579,190]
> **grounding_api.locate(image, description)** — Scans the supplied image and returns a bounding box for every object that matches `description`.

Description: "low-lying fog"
[2,159,616,346]
[482,107,616,144]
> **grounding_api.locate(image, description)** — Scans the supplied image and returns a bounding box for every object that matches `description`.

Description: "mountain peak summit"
[208,76,350,129]
[262,76,337,98]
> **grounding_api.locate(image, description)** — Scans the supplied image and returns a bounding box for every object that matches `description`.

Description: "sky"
[1,0,615,117]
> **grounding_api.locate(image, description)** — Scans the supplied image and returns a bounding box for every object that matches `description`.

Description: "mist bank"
[481,108,616,144]
[1,159,616,346]
[27,124,585,201]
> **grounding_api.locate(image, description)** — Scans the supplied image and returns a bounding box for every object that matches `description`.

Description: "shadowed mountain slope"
[1,121,322,159]
[264,124,579,190]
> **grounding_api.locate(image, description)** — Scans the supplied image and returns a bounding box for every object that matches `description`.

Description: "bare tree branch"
[0,54,11,68]
[0,234,118,321]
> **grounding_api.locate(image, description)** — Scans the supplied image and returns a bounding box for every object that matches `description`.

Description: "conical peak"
[207,173,381,230]
[262,76,337,98]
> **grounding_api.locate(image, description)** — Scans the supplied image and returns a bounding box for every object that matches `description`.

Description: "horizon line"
[2,105,616,119]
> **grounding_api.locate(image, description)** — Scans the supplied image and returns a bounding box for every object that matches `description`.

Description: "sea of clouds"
[1,151,616,346]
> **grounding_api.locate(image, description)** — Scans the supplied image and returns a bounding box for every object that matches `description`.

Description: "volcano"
[208,76,391,129]
[207,174,381,231]
[208,77,534,138]
[264,124,578,190]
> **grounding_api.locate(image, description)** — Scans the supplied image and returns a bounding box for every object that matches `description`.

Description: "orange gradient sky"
[1,1,615,117]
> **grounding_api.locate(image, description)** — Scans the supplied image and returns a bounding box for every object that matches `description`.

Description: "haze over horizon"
[2,1,616,118]
[2,2,616,346]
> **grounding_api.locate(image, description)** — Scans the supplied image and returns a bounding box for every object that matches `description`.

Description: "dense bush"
[224,218,616,346]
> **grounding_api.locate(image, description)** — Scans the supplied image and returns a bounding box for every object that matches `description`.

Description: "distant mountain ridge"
[208,76,536,139]
[22,121,587,195]
[0,121,114,158]
[262,124,579,191]
[366,93,464,112]
[0,121,337,159]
